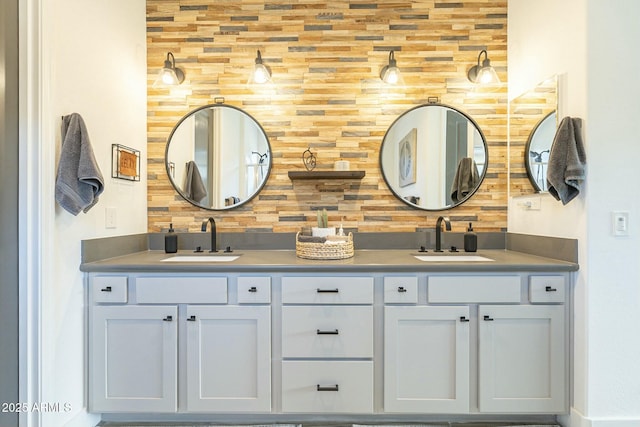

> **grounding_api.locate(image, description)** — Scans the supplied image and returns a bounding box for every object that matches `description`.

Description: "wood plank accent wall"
[147,0,507,234]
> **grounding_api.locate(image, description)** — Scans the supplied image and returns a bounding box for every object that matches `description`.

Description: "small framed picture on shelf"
[111,144,140,181]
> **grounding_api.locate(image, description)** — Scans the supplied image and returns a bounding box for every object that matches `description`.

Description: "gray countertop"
[80,248,578,273]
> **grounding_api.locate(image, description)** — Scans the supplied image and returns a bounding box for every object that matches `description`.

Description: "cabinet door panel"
[384,306,470,413]
[186,306,271,412]
[90,305,177,413]
[478,305,566,413]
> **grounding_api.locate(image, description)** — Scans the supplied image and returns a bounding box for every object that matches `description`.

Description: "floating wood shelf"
[288,170,366,180]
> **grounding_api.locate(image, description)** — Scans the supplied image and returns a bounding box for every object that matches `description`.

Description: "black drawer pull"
[397,286,407,293]
[483,315,494,321]
[545,286,557,292]
[317,288,339,293]
[248,286,258,293]
[163,315,173,322]
[100,286,112,292]
[460,316,470,322]
[187,315,196,321]
[317,329,339,335]
[317,384,339,392]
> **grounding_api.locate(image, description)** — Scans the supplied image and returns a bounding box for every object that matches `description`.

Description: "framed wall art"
[111,144,140,181]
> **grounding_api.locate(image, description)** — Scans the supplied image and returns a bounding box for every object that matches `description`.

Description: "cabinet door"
[90,305,177,413]
[186,306,271,412]
[384,306,470,413]
[478,305,566,413]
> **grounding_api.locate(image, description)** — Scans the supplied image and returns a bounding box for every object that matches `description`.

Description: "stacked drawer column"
[280,276,374,413]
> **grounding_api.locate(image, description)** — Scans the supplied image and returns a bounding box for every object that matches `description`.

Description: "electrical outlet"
[105,207,117,229]
[518,196,541,210]
[612,211,629,236]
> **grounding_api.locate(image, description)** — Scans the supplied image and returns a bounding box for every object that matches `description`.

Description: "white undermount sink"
[161,255,240,262]
[414,255,494,262]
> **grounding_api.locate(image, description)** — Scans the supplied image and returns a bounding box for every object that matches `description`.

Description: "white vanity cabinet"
[86,267,571,420]
[88,275,271,414]
[384,274,568,415]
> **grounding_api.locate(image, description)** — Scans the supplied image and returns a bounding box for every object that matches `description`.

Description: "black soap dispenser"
[464,222,477,252]
[165,223,178,253]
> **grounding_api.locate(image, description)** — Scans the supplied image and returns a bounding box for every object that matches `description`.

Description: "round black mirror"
[380,103,488,210]
[525,110,556,192]
[165,104,271,210]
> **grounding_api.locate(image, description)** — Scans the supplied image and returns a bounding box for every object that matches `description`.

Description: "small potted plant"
[312,209,336,237]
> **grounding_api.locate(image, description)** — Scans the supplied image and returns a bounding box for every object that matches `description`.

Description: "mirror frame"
[379,103,489,211]
[524,110,556,193]
[165,103,272,211]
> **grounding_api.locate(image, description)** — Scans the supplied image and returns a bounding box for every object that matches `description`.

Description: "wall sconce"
[380,51,400,84]
[467,49,500,85]
[155,52,185,86]
[251,50,271,84]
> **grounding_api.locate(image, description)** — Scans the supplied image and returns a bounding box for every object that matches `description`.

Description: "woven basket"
[296,232,354,260]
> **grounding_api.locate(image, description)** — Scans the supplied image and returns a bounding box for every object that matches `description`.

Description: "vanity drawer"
[237,276,271,304]
[281,360,373,413]
[384,276,418,304]
[529,276,565,303]
[428,276,521,304]
[135,277,227,304]
[282,276,373,304]
[92,276,128,303]
[282,306,373,358]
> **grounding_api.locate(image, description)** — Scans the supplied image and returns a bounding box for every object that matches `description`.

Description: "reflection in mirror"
[165,104,271,210]
[525,111,556,192]
[380,104,488,211]
[509,76,558,195]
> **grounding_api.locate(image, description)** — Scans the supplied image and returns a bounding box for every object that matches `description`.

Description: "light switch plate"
[105,207,117,229]
[612,211,629,236]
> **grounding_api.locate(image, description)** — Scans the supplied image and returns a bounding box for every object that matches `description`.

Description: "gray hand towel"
[183,160,207,203]
[55,113,104,215]
[546,116,586,205]
[450,157,480,203]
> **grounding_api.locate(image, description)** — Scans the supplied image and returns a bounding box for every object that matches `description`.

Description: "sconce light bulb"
[252,50,271,84]
[380,51,401,84]
[477,66,500,85]
[156,52,185,86]
[253,64,271,84]
[161,69,179,85]
[383,67,400,84]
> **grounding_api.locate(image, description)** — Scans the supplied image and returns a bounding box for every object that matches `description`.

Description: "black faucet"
[201,217,217,253]
[435,216,451,252]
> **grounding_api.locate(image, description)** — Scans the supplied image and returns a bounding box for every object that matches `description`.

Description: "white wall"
[37,0,148,426]
[509,0,640,426]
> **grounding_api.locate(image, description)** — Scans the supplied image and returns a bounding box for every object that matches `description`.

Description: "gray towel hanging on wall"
[55,113,105,215]
[546,116,586,205]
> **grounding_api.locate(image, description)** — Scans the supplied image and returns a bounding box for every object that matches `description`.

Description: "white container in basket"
[311,227,336,238]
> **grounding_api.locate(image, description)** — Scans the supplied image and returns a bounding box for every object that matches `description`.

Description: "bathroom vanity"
[82,247,576,423]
